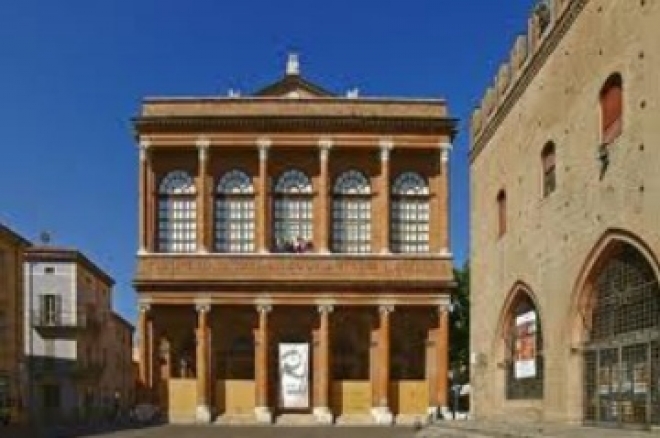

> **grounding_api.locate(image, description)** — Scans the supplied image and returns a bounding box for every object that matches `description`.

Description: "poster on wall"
[514,310,537,379]
[279,343,309,409]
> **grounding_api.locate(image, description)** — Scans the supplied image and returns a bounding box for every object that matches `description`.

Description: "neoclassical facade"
[132,57,457,424]
[470,0,660,429]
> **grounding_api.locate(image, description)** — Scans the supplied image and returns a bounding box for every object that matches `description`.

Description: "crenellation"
[469,0,587,147]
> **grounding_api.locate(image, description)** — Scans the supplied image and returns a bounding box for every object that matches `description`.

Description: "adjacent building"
[470,0,660,428]
[24,246,134,421]
[132,56,457,424]
[0,224,30,422]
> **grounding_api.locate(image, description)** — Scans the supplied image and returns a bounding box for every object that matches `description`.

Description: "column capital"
[139,140,151,162]
[256,304,272,314]
[379,138,394,162]
[439,142,453,163]
[195,303,211,314]
[318,138,333,158]
[317,304,334,314]
[257,137,272,160]
[138,302,151,314]
[438,303,452,314]
[197,137,210,161]
[378,304,395,315]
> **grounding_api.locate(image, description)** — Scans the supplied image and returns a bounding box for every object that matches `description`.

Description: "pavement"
[1,421,657,438]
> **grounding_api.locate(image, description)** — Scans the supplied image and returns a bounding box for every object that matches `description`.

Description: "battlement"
[470,0,587,156]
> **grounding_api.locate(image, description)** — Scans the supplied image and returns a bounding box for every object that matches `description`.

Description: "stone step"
[275,414,318,425]
[214,414,258,425]
[335,414,375,425]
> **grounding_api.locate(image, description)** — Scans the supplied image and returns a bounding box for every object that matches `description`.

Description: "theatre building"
[132,56,457,424]
[470,0,660,429]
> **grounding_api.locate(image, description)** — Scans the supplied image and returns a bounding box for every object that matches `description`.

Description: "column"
[379,139,393,254]
[438,143,452,255]
[435,305,450,414]
[372,305,394,424]
[138,140,150,255]
[314,305,333,423]
[317,139,332,253]
[137,303,151,401]
[257,138,271,253]
[254,304,272,423]
[195,303,211,422]
[196,138,210,253]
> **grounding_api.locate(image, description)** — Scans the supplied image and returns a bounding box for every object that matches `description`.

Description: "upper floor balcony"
[31,311,99,337]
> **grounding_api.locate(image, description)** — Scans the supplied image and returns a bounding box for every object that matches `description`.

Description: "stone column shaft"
[436,306,450,408]
[377,306,392,407]
[138,141,150,254]
[317,140,332,253]
[379,140,393,253]
[138,304,150,393]
[438,143,452,254]
[257,139,271,253]
[196,304,211,422]
[255,305,271,408]
[197,139,209,253]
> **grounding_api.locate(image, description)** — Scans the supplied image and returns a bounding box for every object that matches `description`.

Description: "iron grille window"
[273,169,313,252]
[158,170,197,253]
[215,170,255,253]
[332,170,371,253]
[506,296,544,400]
[391,172,430,253]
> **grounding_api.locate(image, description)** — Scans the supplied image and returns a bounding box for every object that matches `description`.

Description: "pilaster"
[138,140,150,255]
[436,304,450,413]
[317,139,332,253]
[378,139,393,254]
[438,142,452,255]
[314,304,334,424]
[257,138,271,253]
[372,304,394,424]
[255,304,272,423]
[195,303,211,422]
[196,138,210,253]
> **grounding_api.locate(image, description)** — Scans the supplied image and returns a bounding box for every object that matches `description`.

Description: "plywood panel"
[331,380,371,415]
[168,379,197,422]
[215,380,255,415]
[390,380,428,414]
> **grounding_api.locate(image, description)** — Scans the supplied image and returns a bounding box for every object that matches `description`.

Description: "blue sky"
[0,0,538,323]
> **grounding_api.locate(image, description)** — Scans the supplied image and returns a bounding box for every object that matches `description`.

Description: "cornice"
[470,0,588,163]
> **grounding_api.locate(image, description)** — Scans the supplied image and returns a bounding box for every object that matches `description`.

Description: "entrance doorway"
[582,243,660,426]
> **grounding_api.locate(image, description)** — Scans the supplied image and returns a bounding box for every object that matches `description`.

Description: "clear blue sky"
[0,0,537,323]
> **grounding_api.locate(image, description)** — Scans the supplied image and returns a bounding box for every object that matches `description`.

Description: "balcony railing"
[135,253,453,285]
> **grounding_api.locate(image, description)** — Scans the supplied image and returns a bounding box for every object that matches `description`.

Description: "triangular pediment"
[254,74,334,98]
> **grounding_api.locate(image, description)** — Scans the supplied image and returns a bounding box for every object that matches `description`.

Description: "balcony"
[135,253,454,287]
[31,311,88,337]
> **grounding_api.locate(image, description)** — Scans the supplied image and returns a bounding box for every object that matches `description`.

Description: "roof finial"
[286,53,300,76]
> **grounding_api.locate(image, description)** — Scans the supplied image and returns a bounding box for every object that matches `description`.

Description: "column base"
[431,405,451,420]
[254,406,272,424]
[313,406,334,424]
[371,406,393,425]
[196,405,212,423]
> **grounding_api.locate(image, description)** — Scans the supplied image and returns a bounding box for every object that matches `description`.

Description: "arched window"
[600,73,623,144]
[215,170,255,253]
[273,169,313,252]
[505,293,544,400]
[391,172,430,253]
[497,189,507,237]
[332,170,371,253]
[541,142,556,197]
[158,170,197,253]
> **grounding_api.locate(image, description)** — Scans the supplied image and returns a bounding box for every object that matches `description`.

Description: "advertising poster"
[279,343,309,409]
[514,311,537,379]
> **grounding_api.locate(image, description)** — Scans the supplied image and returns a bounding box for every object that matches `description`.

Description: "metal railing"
[31,311,86,329]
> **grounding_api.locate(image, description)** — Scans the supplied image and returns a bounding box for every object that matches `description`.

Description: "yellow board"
[331,380,372,415]
[390,380,428,414]
[167,379,197,422]
[215,380,255,415]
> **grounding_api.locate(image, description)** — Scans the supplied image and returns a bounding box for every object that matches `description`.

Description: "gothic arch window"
[600,73,623,144]
[582,242,660,425]
[273,169,313,252]
[215,170,255,253]
[158,170,197,253]
[505,291,544,400]
[541,142,556,197]
[332,170,371,253]
[391,172,430,253]
[497,189,507,237]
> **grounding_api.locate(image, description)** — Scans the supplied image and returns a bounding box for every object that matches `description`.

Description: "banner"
[514,311,537,379]
[279,343,309,409]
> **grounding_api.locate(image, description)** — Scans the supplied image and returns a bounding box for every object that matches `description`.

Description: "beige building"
[470,0,660,429]
[132,56,457,424]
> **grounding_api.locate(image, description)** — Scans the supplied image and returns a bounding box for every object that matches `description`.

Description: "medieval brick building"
[470,0,660,428]
[132,55,457,424]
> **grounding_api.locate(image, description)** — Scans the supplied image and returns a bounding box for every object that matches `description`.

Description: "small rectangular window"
[44,267,55,274]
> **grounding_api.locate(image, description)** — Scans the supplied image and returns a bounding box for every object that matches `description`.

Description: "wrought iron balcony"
[31,311,88,335]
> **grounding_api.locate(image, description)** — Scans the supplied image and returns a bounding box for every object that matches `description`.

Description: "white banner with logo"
[514,311,537,379]
[279,343,309,409]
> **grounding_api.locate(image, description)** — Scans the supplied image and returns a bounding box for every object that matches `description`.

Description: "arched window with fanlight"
[332,170,371,253]
[600,73,623,144]
[215,169,255,253]
[273,169,313,252]
[505,292,544,400]
[391,172,430,253]
[158,170,197,253]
